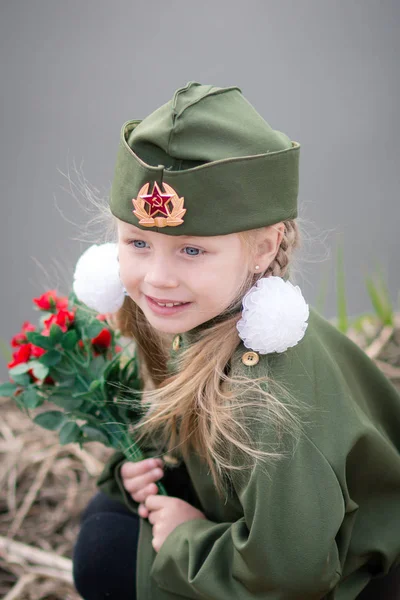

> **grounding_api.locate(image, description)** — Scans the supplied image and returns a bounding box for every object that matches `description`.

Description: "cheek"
[195,257,246,302]
[118,248,143,288]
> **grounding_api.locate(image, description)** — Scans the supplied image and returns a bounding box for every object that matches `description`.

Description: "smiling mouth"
[145,295,191,308]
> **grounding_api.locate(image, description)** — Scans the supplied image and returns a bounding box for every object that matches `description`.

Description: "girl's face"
[117,220,249,334]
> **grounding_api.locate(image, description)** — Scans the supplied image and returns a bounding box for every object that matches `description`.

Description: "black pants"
[72,492,140,599]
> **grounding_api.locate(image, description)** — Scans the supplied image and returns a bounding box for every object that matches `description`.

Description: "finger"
[147,510,157,525]
[122,468,164,495]
[121,458,163,479]
[145,494,169,511]
[131,482,159,504]
[138,503,149,519]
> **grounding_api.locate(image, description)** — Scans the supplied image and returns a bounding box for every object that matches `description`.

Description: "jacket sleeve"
[149,433,344,599]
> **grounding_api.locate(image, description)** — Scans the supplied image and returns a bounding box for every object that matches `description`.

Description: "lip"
[145,294,192,316]
[146,295,188,303]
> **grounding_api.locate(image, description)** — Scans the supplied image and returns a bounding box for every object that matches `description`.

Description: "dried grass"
[0,314,399,598]
[0,395,113,599]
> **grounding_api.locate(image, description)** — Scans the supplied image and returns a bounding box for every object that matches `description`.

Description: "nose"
[143,255,179,289]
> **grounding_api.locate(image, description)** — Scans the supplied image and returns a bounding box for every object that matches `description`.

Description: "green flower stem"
[105,425,168,496]
[63,351,167,496]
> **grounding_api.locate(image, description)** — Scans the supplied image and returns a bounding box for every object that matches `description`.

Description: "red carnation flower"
[33,290,69,311]
[31,346,46,358]
[8,343,32,369]
[8,343,49,384]
[11,321,36,347]
[92,328,112,349]
[43,309,75,333]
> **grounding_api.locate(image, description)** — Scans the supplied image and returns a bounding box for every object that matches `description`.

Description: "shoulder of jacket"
[231,306,363,370]
[230,305,356,397]
[230,305,322,378]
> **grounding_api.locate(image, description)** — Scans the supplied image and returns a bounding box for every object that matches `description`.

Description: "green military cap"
[110,81,300,236]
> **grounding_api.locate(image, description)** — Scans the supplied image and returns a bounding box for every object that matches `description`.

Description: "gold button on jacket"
[172,335,181,351]
[241,351,260,366]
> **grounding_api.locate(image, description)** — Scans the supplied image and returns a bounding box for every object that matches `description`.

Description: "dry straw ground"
[0,315,399,599]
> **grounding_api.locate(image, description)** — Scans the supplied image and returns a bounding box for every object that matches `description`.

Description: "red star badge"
[139,182,174,218]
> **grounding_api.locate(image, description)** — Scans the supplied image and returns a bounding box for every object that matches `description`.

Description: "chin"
[141,310,185,332]
[143,311,203,335]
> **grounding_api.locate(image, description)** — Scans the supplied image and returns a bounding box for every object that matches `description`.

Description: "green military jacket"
[97,307,400,599]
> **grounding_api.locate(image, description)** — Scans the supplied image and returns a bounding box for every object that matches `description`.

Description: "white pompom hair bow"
[72,244,309,354]
[236,276,309,354]
[73,243,126,314]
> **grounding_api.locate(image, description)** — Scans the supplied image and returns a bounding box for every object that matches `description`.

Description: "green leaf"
[20,387,42,409]
[49,324,64,343]
[365,267,394,326]
[58,377,76,388]
[30,361,50,380]
[86,320,105,339]
[0,382,19,396]
[103,355,123,383]
[71,381,104,400]
[34,410,65,430]
[50,358,75,376]
[10,371,31,386]
[81,425,110,445]
[89,355,106,378]
[72,410,103,426]
[38,349,62,367]
[89,379,102,392]
[74,306,95,330]
[59,421,81,445]
[71,389,94,400]
[49,393,84,411]
[68,290,78,304]
[61,330,78,350]
[10,363,31,375]
[121,356,139,379]
[26,332,55,350]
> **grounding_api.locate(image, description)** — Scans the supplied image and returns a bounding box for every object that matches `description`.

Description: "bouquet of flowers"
[1,244,167,495]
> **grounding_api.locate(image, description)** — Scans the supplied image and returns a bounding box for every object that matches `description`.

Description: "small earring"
[117,265,128,296]
[255,265,260,270]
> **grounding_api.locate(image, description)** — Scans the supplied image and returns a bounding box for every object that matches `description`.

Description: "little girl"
[72,81,400,600]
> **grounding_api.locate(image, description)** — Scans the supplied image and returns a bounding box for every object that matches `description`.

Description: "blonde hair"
[115,220,306,496]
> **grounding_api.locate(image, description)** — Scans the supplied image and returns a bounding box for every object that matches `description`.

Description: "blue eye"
[184,247,203,256]
[132,240,148,249]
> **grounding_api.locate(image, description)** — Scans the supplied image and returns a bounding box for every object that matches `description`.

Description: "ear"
[253,223,285,273]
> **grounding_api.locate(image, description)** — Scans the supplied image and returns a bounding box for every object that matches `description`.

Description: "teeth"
[156,301,184,307]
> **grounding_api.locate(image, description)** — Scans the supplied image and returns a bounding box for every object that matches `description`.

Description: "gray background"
[1,0,399,376]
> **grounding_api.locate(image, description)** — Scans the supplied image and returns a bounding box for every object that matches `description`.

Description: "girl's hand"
[140,495,207,552]
[120,457,165,503]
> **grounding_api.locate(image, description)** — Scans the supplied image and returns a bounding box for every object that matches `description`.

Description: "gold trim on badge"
[132,182,186,228]
[242,351,260,366]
